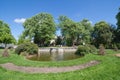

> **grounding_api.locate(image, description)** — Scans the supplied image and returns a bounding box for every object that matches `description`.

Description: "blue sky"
[0,0,120,40]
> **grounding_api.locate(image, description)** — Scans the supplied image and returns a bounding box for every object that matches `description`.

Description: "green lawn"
[0,49,120,80]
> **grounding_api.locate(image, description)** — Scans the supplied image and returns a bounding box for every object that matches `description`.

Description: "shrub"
[116,43,120,49]
[113,44,118,51]
[15,42,38,55]
[88,45,97,54]
[98,44,105,55]
[15,44,25,55]
[75,44,97,56]
[2,48,9,57]
[75,45,86,56]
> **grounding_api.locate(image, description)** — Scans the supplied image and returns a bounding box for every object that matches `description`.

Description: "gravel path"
[0,60,99,74]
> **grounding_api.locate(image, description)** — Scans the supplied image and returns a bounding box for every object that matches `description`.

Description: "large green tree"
[116,8,120,29]
[115,8,120,43]
[58,16,80,46]
[0,20,16,47]
[92,21,113,48]
[22,13,56,46]
[80,19,93,44]
[58,16,92,46]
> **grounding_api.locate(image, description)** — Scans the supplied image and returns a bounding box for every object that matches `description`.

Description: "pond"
[27,51,81,61]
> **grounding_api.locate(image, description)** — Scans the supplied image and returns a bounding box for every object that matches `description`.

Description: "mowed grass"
[0,49,120,80]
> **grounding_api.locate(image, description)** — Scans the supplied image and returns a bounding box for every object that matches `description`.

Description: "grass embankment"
[0,49,120,80]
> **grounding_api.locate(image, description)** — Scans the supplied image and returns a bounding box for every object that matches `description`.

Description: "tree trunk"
[72,40,75,47]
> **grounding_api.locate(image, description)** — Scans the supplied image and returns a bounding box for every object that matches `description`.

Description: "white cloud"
[14,18,26,23]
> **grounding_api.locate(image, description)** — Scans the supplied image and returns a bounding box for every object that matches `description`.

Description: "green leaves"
[22,13,56,46]
[0,20,16,46]
[92,21,113,47]
[115,7,120,43]
[58,16,93,46]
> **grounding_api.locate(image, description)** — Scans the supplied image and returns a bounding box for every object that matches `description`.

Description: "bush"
[113,44,118,51]
[15,42,38,55]
[2,48,9,57]
[116,43,120,49]
[75,44,97,56]
[98,44,105,55]
[88,45,97,54]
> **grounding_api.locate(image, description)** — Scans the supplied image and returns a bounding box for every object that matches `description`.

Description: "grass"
[0,49,120,80]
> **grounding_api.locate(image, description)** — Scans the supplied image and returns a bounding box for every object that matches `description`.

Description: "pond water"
[27,51,81,61]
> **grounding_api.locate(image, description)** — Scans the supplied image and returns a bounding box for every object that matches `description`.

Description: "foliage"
[58,16,78,46]
[113,44,118,51]
[75,44,97,55]
[22,13,56,46]
[17,35,31,44]
[0,20,16,47]
[92,21,113,48]
[98,44,105,55]
[116,43,120,49]
[58,16,93,46]
[15,42,38,55]
[88,44,97,53]
[116,8,120,30]
[2,48,9,57]
[115,8,120,43]
[80,19,93,43]
[75,45,89,56]
[55,36,63,45]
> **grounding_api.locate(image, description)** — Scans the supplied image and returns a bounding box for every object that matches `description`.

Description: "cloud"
[14,18,26,23]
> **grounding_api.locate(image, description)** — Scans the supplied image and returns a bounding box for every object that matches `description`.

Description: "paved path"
[0,60,99,74]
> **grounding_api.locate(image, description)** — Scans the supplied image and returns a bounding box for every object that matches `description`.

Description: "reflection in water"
[28,50,81,61]
[50,49,64,61]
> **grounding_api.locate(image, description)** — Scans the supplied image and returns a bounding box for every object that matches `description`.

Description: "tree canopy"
[0,20,16,47]
[80,19,93,44]
[16,7,120,48]
[92,21,113,47]
[22,13,56,46]
[116,8,120,30]
[58,16,93,46]
[115,8,120,43]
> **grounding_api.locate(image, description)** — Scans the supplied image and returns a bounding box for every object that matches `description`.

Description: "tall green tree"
[92,21,113,48]
[58,16,93,46]
[0,20,16,47]
[58,16,77,46]
[80,19,93,44]
[116,8,120,30]
[115,8,120,43]
[22,13,56,46]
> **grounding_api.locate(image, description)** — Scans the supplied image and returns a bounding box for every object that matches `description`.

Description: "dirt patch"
[0,60,100,74]
[115,54,120,57]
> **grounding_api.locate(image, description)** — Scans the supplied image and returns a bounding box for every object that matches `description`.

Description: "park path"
[0,60,99,74]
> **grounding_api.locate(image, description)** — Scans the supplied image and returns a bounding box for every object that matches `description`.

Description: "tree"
[18,34,31,44]
[58,16,83,46]
[58,16,93,46]
[22,13,56,46]
[0,20,16,48]
[116,8,120,30]
[80,19,93,44]
[115,8,120,43]
[92,21,113,48]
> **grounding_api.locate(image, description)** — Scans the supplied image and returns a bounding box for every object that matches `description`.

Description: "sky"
[0,0,120,40]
